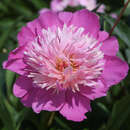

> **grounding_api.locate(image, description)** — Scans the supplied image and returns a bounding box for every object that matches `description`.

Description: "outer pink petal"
[21,87,38,107]
[26,19,42,37]
[79,0,97,11]
[101,36,119,56]
[13,76,32,98]
[97,4,106,13]
[3,46,26,75]
[92,80,108,98]
[60,90,91,122]
[70,9,100,37]
[17,26,35,46]
[98,31,109,42]
[79,85,94,100]
[17,19,42,46]
[51,0,68,12]
[39,8,50,15]
[110,13,117,19]
[38,10,62,30]
[101,56,129,87]
[80,80,108,100]
[15,76,65,112]
[32,89,65,113]
[58,12,73,25]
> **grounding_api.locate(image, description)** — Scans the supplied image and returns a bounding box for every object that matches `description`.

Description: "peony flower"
[79,0,97,11]
[97,4,105,13]
[97,4,118,19]
[3,9,128,121]
[51,0,97,12]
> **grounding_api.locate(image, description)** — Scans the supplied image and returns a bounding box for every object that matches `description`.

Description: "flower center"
[55,58,68,72]
[55,57,79,72]
[24,24,104,92]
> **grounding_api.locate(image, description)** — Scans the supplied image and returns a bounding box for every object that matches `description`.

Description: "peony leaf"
[0,27,12,50]
[30,0,48,9]
[55,116,71,130]
[8,0,32,17]
[125,49,130,64]
[6,70,15,88]
[106,94,130,130]
[0,84,16,130]
[104,16,130,48]
[124,0,130,15]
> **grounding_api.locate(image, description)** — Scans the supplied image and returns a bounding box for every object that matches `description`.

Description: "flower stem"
[109,0,130,36]
[47,112,56,127]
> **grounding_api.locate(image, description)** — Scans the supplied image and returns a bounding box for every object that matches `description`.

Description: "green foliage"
[104,16,130,48]
[0,0,130,130]
[106,94,130,130]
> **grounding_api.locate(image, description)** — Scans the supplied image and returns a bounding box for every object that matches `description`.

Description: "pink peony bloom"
[3,9,128,122]
[51,0,97,12]
[110,13,118,19]
[97,4,105,13]
[79,0,97,11]
[97,4,117,19]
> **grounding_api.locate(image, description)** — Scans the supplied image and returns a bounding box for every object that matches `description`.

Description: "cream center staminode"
[24,24,104,92]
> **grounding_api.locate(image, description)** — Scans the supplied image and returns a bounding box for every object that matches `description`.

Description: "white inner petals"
[24,24,104,92]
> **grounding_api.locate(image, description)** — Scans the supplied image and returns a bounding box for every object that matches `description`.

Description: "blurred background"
[0,0,130,130]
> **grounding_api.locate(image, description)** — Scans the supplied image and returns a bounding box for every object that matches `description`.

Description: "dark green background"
[0,0,130,130]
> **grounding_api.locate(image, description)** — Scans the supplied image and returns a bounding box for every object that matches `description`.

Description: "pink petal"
[18,19,42,46]
[98,31,109,42]
[14,76,65,112]
[79,85,94,100]
[27,19,42,37]
[51,0,68,12]
[38,10,62,30]
[21,87,38,107]
[80,80,107,100]
[60,90,91,122]
[101,36,119,56]
[39,8,50,15]
[70,9,100,37]
[58,12,73,25]
[110,13,117,19]
[92,80,108,98]
[97,4,106,13]
[32,89,65,113]
[3,46,26,75]
[17,26,35,46]
[80,0,97,11]
[101,56,129,87]
[13,76,32,98]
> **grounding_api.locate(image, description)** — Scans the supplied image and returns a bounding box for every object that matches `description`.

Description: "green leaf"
[96,102,110,115]
[15,109,29,130]
[5,70,15,102]
[104,21,111,32]
[0,26,13,50]
[0,19,14,27]
[30,0,48,9]
[111,84,122,97]
[125,49,130,64]
[0,86,16,130]
[6,70,15,88]
[55,116,71,130]
[106,94,130,130]
[0,2,8,12]
[104,16,130,48]
[9,0,33,17]
[124,0,130,15]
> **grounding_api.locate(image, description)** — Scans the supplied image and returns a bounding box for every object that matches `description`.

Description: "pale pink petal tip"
[51,0,97,12]
[39,8,50,14]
